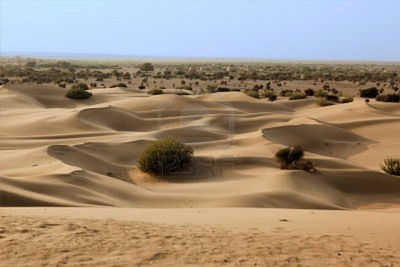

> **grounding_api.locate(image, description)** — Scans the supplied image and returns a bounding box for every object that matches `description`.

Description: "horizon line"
[1,51,400,64]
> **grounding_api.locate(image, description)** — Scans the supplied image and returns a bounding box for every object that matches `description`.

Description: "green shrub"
[182,85,193,91]
[275,146,304,168]
[138,85,146,90]
[140,63,155,71]
[315,89,328,98]
[376,94,400,102]
[304,88,315,96]
[380,157,400,176]
[175,90,189,95]
[207,84,218,93]
[148,89,164,95]
[325,94,340,102]
[359,87,379,98]
[289,92,307,100]
[263,90,275,98]
[65,88,92,99]
[71,83,89,90]
[268,94,277,102]
[340,96,354,103]
[244,90,260,99]
[297,160,317,173]
[280,89,294,97]
[110,83,127,88]
[275,146,316,172]
[216,87,231,92]
[138,137,193,176]
[317,98,335,107]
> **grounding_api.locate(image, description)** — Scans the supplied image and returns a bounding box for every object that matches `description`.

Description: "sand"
[1,83,400,266]
[1,208,400,266]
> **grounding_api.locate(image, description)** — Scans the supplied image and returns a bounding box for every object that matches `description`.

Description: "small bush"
[304,88,315,96]
[280,89,294,97]
[340,96,354,103]
[325,94,340,102]
[140,62,155,72]
[138,137,193,176]
[380,157,400,176]
[315,89,328,98]
[275,146,316,172]
[268,94,277,102]
[244,90,260,99]
[297,160,317,173]
[110,83,127,88]
[207,84,218,93]
[263,90,275,98]
[65,88,92,99]
[148,89,164,95]
[175,91,189,95]
[376,94,400,103]
[360,87,379,98]
[216,87,231,92]
[71,83,89,90]
[275,146,304,168]
[138,85,146,90]
[317,98,335,107]
[289,92,307,100]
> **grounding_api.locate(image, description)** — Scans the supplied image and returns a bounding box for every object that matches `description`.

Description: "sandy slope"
[1,207,400,266]
[1,84,400,209]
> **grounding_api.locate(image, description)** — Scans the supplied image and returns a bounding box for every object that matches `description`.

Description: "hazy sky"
[1,0,399,60]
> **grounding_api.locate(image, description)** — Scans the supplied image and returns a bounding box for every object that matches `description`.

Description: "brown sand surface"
[1,207,400,267]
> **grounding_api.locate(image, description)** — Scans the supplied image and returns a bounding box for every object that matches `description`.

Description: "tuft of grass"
[380,157,400,176]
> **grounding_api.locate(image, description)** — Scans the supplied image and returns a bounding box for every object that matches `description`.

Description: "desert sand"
[1,208,400,266]
[1,83,400,266]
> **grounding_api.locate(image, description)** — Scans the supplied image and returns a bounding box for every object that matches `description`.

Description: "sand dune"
[1,84,400,210]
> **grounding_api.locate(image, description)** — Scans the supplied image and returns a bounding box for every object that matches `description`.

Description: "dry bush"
[138,137,193,176]
[275,146,316,173]
[380,157,400,176]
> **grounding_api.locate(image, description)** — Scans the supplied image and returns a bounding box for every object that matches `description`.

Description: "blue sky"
[1,0,399,60]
